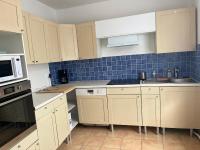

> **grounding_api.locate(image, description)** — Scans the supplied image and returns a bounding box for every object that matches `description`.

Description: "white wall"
[21,0,57,21]
[27,64,51,92]
[56,0,195,23]
[21,0,56,91]
[196,0,200,44]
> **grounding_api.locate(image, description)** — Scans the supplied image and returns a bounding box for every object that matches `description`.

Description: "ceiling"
[37,0,109,9]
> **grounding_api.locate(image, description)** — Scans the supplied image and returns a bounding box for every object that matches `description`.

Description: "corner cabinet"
[160,87,197,129]
[0,0,23,33]
[76,22,97,60]
[156,8,196,53]
[35,95,70,150]
[58,24,79,61]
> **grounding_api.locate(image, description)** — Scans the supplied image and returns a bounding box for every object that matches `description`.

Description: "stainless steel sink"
[142,78,195,84]
[142,80,170,84]
[169,78,195,83]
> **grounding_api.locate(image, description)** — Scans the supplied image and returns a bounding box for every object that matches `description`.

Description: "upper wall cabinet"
[0,0,23,33]
[22,12,35,64]
[44,21,61,63]
[156,8,196,53]
[95,12,156,38]
[76,22,97,60]
[29,15,49,64]
[58,24,78,61]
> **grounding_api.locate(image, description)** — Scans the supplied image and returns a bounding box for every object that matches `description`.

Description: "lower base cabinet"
[107,95,142,126]
[36,95,70,150]
[77,96,109,124]
[27,141,40,150]
[160,87,198,129]
[142,95,160,127]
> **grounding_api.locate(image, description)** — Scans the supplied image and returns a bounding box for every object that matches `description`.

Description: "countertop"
[32,92,63,110]
[35,80,200,109]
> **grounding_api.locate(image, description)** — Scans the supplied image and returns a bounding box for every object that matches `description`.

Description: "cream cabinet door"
[156,8,196,53]
[142,95,160,127]
[27,141,39,150]
[107,95,142,126]
[22,12,35,64]
[77,96,108,124]
[44,22,61,62]
[76,22,97,60]
[29,15,48,64]
[37,112,58,150]
[54,104,70,145]
[0,0,23,33]
[59,24,78,61]
[160,87,197,129]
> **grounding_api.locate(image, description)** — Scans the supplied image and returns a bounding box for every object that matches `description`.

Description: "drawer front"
[141,87,160,95]
[35,103,54,120]
[12,130,38,150]
[52,95,67,108]
[107,87,141,95]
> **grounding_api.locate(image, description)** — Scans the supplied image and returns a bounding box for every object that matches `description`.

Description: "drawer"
[52,95,67,108]
[141,87,160,95]
[35,103,54,120]
[107,87,141,95]
[11,129,38,150]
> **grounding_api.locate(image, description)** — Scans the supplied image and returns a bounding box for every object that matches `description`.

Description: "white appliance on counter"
[0,55,23,83]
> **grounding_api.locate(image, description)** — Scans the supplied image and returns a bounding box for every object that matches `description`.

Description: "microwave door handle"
[11,58,17,77]
[0,93,32,107]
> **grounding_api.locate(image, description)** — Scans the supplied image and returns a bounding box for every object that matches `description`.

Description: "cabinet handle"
[148,88,151,91]
[137,96,140,98]
[18,145,21,148]
[56,109,58,112]
[36,61,38,63]
[36,143,39,146]
[44,107,47,109]
[121,88,124,91]
[160,88,163,91]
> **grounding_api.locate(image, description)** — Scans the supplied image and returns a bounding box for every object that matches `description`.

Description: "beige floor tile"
[121,139,142,150]
[71,135,89,146]
[100,148,120,150]
[102,137,122,149]
[185,144,200,150]
[142,129,163,142]
[82,146,101,150]
[163,133,183,144]
[85,136,105,146]
[163,143,186,150]
[142,140,163,150]
[58,143,82,150]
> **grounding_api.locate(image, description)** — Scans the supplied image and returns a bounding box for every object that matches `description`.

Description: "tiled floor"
[58,125,200,150]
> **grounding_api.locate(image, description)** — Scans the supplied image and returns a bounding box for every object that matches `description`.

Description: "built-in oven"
[0,80,35,147]
[0,55,23,83]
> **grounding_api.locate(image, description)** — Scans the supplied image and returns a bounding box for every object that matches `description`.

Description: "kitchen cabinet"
[35,95,70,150]
[44,21,61,62]
[22,12,34,64]
[27,141,40,150]
[107,94,142,126]
[160,87,197,129]
[58,24,78,61]
[77,95,108,124]
[0,0,23,33]
[76,22,97,60]
[9,127,38,150]
[141,87,160,127]
[28,15,49,64]
[156,8,196,53]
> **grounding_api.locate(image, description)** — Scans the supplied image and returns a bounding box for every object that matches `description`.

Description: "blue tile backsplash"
[191,45,200,81]
[49,51,193,85]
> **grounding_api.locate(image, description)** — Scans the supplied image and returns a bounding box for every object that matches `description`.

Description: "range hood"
[107,35,139,47]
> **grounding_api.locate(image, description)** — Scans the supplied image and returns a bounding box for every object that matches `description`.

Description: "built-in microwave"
[0,55,23,83]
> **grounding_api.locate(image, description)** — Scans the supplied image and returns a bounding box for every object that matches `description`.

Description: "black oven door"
[0,90,36,147]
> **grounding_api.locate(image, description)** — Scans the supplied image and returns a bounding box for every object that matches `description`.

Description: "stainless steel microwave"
[0,55,23,83]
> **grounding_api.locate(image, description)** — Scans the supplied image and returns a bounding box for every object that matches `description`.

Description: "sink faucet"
[174,67,180,78]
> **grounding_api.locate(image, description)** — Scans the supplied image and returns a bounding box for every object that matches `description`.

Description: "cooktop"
[107,79,140,85]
